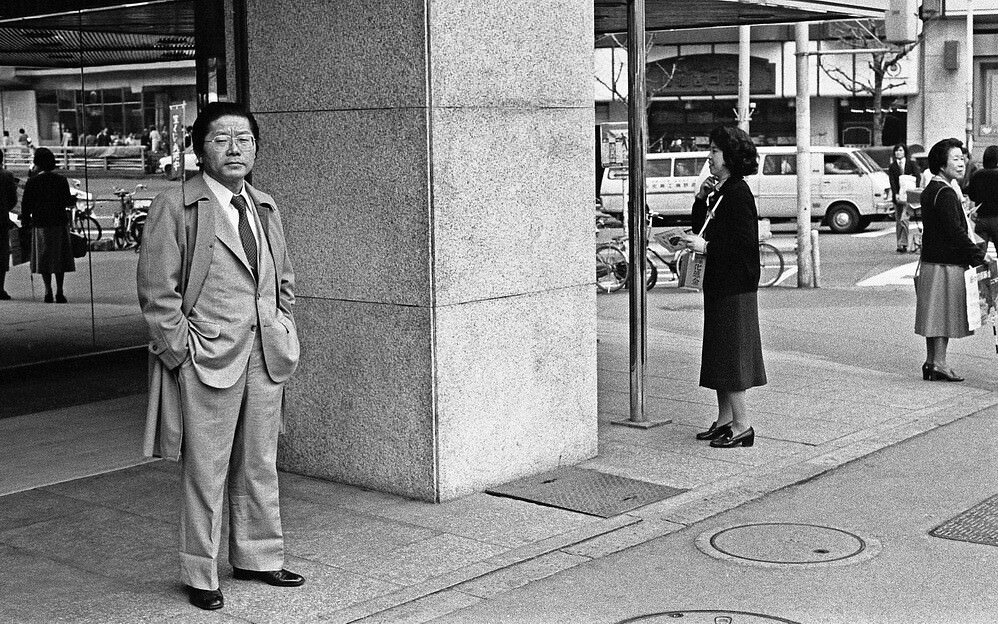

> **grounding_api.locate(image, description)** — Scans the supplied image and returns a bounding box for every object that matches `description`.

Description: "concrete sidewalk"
[2,284,997,623]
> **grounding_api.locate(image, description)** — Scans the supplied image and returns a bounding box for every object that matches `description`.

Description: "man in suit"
[137,101,303,611]
[888,143,922,253]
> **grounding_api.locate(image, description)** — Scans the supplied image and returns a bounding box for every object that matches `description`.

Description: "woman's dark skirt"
[700,290,767,391]
[30,224,75,274]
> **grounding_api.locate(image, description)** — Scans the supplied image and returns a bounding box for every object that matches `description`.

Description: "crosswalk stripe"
[856,261,919,286]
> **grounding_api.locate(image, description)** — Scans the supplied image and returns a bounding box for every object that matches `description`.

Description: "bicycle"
[757,240,785,288]
[111,184,149,250]
[595,211,677,293]
[68,179,101,243]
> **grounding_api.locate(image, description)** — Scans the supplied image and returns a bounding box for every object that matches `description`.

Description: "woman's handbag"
[677,196,722,292]
[10,225,30,265]
[70,231,88,258]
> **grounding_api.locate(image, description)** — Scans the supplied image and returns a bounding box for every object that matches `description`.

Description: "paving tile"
[594,427,811,471]
[363,493,605,548]
[346,589,482,624]
[337,533,508,586]
[222,555,400,624]
[579,440,744,489]
[454,550,590,599]
[41,462,179,523]
[281,499,439,567]
[280,471,411,514]
[0,505,176,588]
[0,488,93,531]
[0,543,230,624]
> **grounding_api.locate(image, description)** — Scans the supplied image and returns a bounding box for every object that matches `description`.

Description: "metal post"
[613,0,665,430]
[795,23,814,288]
[737,25,751,132]
[967,1,974,153]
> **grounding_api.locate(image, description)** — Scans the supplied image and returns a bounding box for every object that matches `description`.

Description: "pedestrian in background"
[681,126,766,448]
[137,101,303,611]
[20,147,75,304]
[0,149,17,300]
[915,138,986,382]
[968,145,998,255]
[888,143,921,253]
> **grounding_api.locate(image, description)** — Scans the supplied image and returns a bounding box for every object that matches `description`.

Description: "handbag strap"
[697,194,723,237]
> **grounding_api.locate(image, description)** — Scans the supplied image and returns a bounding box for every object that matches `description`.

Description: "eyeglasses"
[204,134,256,152]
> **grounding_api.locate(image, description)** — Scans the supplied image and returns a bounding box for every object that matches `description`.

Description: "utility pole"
[795,23,815,288]
[966,1,974,153]
[737,25,751,132]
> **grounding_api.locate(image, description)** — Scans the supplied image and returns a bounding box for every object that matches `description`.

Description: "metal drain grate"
[931,493,998,546]
[486,466,685,518]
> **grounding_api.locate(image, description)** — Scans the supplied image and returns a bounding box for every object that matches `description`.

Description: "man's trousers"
[176,335,285,590]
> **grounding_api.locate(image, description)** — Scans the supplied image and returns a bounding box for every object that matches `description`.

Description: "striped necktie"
[230,194,258,278]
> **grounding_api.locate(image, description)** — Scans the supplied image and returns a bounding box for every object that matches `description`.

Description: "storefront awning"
[0,0,887,68]
[595,0,887,40]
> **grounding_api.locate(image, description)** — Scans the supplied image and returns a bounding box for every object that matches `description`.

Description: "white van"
[599,146,893,233]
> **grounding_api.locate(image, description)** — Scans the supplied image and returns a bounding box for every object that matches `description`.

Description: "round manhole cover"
[696,522,881,568]
[618,611,803,623]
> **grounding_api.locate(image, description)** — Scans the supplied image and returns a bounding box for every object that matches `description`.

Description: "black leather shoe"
[896,247,907,253]
[922,362,931,380]
[710,427,755,448]
[186,586,223,610]
[43,293,53,303]
[926,365,964,382]
[0,290,10,300]
[232,567,305,587]
[695,421,732,441]
[55,293,68,303]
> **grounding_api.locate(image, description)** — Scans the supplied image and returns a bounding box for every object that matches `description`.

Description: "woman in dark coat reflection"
[20,147,76,303]
[681,126,766,448]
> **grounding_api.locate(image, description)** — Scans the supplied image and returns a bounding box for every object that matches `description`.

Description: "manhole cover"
[696,522,881,568]
[617,611,803,623]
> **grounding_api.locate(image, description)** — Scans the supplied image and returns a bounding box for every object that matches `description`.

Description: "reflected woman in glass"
[20,147,76,303]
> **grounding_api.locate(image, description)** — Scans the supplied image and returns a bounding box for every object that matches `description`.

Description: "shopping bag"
[966,261,998,331]
[676,249,706,292]
[9,226,29,265]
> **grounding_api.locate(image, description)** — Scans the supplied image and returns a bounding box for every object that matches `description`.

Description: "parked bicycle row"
[595,210,788,293]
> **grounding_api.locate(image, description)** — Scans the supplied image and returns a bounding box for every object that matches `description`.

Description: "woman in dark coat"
[681,126,766,448]
[887,142,921,253]
[20,147,75,303]
[915,137,985,382]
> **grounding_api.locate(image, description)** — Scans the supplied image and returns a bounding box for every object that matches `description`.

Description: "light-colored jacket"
[137,173,299,460]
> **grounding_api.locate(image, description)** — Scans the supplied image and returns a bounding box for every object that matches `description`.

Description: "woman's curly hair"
[710,126,758,178]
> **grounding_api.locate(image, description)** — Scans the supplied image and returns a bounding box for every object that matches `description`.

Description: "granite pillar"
[243,0,597,501]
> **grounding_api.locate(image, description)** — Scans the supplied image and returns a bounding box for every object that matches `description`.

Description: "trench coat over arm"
[137,173,298,461]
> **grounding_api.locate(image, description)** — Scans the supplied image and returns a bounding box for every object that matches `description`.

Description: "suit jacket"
[690,177,760,296]
[137,173,300,460]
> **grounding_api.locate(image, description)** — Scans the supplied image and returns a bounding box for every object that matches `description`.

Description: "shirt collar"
[203,174,249,209]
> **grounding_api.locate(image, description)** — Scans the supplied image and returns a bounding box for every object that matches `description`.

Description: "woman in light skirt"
[915,138,986,381]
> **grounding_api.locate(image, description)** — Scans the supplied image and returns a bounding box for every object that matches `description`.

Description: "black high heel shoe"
[926,365,964,382]
[710,427,755,448]
[695,421,732,441]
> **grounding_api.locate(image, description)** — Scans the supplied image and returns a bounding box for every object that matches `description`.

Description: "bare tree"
[817,19,928,146]
[594,33,678,108]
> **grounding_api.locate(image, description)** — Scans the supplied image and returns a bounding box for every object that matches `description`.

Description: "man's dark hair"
[983,145,998,169]
[191,101,259,160]
[33,147,56,171]
[892,143,910,160]
[927,138,964,175]
[709,126,758,178]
